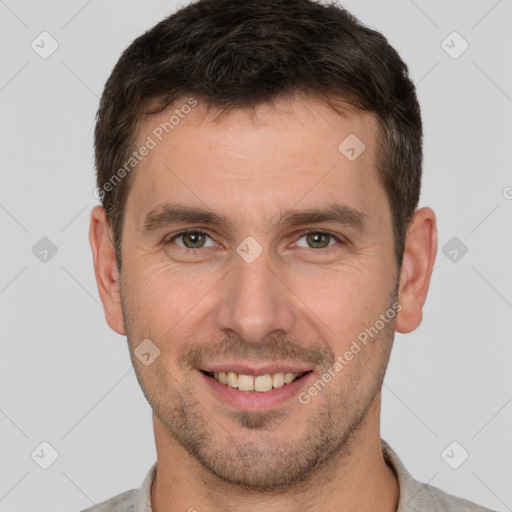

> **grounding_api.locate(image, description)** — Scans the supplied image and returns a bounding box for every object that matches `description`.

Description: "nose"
[214,246,295,345]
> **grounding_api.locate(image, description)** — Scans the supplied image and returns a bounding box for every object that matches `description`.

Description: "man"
[86,0,494,510]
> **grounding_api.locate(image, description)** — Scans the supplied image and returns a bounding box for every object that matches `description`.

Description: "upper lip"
[199,363,314,376]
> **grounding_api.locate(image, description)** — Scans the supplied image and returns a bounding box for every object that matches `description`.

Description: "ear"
[89,205,126,335]
[395,207,437,334]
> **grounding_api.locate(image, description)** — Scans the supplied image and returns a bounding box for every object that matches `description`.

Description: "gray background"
[0,1,511,511]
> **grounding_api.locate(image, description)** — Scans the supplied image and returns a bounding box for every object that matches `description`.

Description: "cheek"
[123,261,218,339]
[290,261,394,341]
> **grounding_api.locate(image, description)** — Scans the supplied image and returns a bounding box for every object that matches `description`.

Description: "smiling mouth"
[201,370,311,392]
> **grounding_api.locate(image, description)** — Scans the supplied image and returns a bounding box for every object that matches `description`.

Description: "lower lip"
[199,371,314,412]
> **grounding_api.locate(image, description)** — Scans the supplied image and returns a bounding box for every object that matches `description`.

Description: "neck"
[150,400,399,512]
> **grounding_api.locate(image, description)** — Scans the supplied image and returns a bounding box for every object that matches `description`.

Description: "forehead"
[125,95,388,231]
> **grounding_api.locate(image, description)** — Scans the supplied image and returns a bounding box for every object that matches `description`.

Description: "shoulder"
[381,439,496,512]
[78,461,157,512]
[411,481,496,511]
[79,489,138,512]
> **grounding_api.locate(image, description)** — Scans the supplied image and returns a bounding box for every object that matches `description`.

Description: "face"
[116,95,401,490]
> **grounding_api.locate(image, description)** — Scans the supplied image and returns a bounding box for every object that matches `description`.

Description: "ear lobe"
[395,207,437,334]
[89,205,126,335]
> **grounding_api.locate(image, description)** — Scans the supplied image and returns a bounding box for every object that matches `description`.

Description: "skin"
[90,93,437,512]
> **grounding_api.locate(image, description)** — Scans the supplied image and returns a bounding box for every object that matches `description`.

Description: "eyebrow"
[142,202,368,234]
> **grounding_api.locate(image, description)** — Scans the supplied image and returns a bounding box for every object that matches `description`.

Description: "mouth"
[201,370,309,392]
[198,362,316,411]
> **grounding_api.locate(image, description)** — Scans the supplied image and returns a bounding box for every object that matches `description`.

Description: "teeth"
[208,370,303,392]
[238,374,254,391]
[254,374,273,392]
[272,372,285,388]
[284,373,296,384]
[227,371,238,388]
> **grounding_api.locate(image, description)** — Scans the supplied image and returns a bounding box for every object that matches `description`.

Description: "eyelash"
[165,229,345,251]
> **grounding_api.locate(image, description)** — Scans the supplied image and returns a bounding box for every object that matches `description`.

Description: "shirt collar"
[381,438,428,510]
[134,460,157,512]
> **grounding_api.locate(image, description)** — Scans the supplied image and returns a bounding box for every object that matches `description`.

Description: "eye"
[294,230,342,249]
[165,229,343,252]
[167,230,216,249]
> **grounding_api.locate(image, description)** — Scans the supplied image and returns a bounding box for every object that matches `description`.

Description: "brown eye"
[295,231,340,249]
[182,232,206,248]
[305,232,331,248]
[168,230,214,249]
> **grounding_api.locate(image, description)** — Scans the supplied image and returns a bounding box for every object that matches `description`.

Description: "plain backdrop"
[0,1,511,511]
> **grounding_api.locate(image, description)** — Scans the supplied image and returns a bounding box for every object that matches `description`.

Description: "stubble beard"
[120,284,397,493]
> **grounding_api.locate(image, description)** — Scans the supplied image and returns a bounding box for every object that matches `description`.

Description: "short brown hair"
[94,0,422,270]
